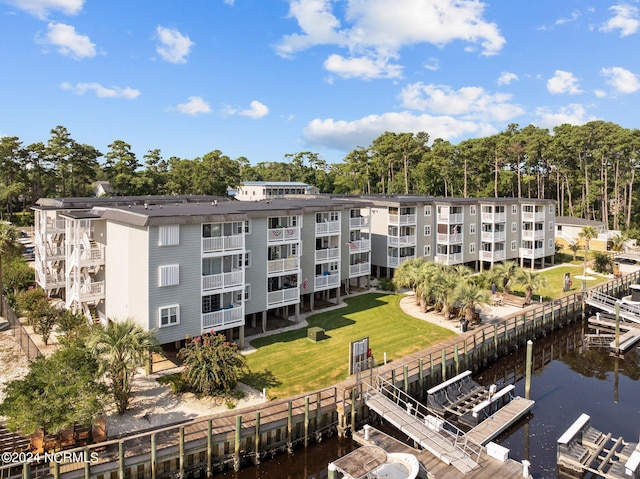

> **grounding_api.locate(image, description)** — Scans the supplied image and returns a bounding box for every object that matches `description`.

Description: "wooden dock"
[352,426,529,479]
[465,397,535,445]
[587,314,640,352]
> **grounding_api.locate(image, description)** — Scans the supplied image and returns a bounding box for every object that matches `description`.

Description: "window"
[244,220,251,234]
[244,284,251,301]
[238,252,251,268]
[159,225,179,246]
[512,205,518,214]
[469,223,476,234]
[511,222,517,232]
[469,243,476,253]
[548,221,553,231]
[424,245,431,256]
[330,212,339,221]
[159,305,179,327]
[159,265,179,287]
[424,225,431,236]
[424,206,431,216]
[548,239,554,249]
[511,241,517,251]
[470,205,476,215]
[549,205,554,214]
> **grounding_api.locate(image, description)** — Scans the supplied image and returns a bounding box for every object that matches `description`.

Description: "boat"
[332,445,421,479]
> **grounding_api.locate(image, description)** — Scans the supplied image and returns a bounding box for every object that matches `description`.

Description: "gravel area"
[0,327,31,403]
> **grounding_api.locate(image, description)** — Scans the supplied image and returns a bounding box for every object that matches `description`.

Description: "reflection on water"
[214,320,640,479]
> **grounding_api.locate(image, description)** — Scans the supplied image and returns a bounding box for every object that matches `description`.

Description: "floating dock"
[587,313,640,353]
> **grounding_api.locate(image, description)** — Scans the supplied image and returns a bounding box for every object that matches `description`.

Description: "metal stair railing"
[585,291,640,324]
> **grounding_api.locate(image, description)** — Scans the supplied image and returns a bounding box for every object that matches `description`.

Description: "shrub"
[16,288,48,319]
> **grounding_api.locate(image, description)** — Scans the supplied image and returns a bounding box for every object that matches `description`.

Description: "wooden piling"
[151,433,157,479]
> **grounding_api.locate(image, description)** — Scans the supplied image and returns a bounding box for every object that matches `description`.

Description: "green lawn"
[242,293,455,399]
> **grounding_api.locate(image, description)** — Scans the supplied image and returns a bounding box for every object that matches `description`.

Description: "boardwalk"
[465,397,535,445]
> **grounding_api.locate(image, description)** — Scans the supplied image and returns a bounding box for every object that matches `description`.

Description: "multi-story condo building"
[32,195,371,348]
[234,181,319,201]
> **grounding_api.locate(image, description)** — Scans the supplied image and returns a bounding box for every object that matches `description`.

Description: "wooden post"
[206,420,212,476]
[525,340,533,400]
[304,396,310,447]
[84,447,90,479]
[615,301,621,352]
[403,365,409,393]
[493,324,498,358]
[454,345,459,376]
[22,462,30,479]
[234,416,242,471]
[179,427,185,478]
[287,401,293,453]
[316,392,323,431]
[328,463,337,479]
[418,358,424,399]
[53,462,60,479]
[441,349,447,381]
[118,441,125,479]
[350,388,357,433]
[151,433,157,479]
[255,412,261,465]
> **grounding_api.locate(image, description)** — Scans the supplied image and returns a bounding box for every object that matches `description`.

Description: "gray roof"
[556,216,606,227]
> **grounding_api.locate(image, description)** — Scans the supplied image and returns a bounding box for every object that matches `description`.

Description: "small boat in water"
[331,445,421,479]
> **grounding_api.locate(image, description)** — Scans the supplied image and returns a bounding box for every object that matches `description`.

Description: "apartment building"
[32,195,371,348]
[234,181,319,201]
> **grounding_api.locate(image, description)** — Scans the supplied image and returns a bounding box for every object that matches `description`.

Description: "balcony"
[202,305,244,331]
[350,217,370,229]
[202,270,243,291]
[202,235,244,254]
[522,230,545,240]
[388,235,416,247]
[387,255,413,268]
[437,213,463,223]
[481,212,506,223]
[437,233,463,244]
[315,273,340,291]
[267,257,300,275]
[519,247,546,258]
[388,214,416,225]
[44,246,65,259]
[481,231,506,242]
[349,262,370,277]
[40,272,65,289]
[315,248,340,262]
[434,253,463,264]
[268,227,300,243]
[315,221,340,235]
[522,211,545,222]
[347,239,370,252]
[45,218,65,233]
[481,250,506,262]
[267,287,300,307]
[77,280,105,301]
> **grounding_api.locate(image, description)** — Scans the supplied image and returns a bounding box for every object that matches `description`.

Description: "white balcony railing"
[347,239,370,252]
[481,212,506,223]
[315,221,340,235]
[202,235,244,254]
[350,217,370,229]
[519,247,546,258]
[522,212,545,222]
[41,273,65,288]
[388,214,416,225]
[45,218,65,232]
[388,235,416,247]
[481,231,506,242]
[437,233,463,244]
[349,262,370,277]
[45,246,65,258]
[315,274,340,290]
[315,248,340,262]
[78,281,105,299]
[268,227,300,243]
[267,287,300,307]
[267,257,300,275]
[201,305,244,331]
[202,270,243,291]
[522,230,545,240]
[387,255,413,267]
[480,250,506,262]
[437,213,463,223]
[434,253,464,264]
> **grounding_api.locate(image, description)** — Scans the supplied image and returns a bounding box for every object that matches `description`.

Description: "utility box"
[308,327,325,342]
[486,442,509,462]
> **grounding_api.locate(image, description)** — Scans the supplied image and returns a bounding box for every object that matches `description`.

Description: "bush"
[377,278,395,291]
[16,288,48,320]
[157,373,187,394]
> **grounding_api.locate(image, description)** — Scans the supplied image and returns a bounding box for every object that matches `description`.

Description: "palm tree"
[0,223,18,316]
[578,226,598,277]
[568,242,580,261]
[490,261,521,294]
[610,233,626,253]
[453,282,489,324]
[516,269,548,304]
[431,267,461,319]
[88,318,159,414]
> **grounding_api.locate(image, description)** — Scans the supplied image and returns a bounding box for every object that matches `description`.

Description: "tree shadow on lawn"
[241,369,282,391]
[250,293,390,348]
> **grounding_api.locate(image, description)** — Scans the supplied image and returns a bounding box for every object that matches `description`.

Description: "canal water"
[215,320,640,478]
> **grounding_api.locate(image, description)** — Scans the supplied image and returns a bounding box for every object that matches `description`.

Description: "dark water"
[215,321,640,479]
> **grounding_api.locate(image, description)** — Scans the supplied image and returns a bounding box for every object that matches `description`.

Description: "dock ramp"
[584,291,640,325]
[364,376,482,474]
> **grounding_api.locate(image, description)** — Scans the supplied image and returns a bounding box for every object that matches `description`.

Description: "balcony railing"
[519,247,546,258]
[387,255,413,267]
[202,270,243,291]
[481,212,506,223]
[388,214,416,225]
[522,230,545,240]
[388,235,415,246]
[44,246,65,258]
[437,213,463,223]
[315,221,340,235]
[434,253,463,264]
[315,274,340,290]
[350,217,370,229]
[349,262,370,277]
[315,248,340,262]
[267,257,300,275]
[267,287,300,307]
[481,231,506,242]
[480,250,506,262]
[202,235,244,254]
[45,219,65,233]
[522,212,545,222]
[201,305,244,331]
[77,281,105,300]
[40,273,65,289]
[437,233,463,244]
[347,239,370,252]
[268,227,300,243]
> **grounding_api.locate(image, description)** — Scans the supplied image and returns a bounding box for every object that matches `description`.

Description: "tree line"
[2,121,640,230]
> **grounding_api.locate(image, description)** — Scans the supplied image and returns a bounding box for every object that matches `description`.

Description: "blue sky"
[1,1,640,165]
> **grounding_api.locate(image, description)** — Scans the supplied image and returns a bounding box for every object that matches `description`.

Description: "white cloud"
[323,53,402,80]
[600,4,640,37]
[399,82,524,122]
[601,66,640,94]
[276,0,505,77]
[2,0,84,19]
[303,111,497,151]
[424,57,439,71]
[176,96,211,115]
[497,71,518,86]
[534,104,596,129]
[41,22,96,59]
[547,70,582,95]
[156,26,194,64]
[60,82,140,99]
[224,0,235,5]
[224,100,270,119]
